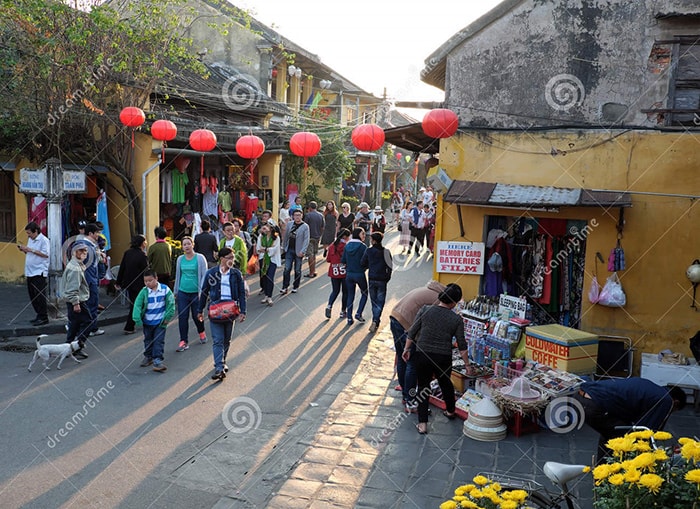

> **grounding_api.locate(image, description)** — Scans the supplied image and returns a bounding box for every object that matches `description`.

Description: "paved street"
[0,231,698,508]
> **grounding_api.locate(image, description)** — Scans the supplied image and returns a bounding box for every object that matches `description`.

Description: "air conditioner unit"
[426,166,453,194]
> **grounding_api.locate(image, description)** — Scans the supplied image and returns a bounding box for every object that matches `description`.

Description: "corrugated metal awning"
[444,180,632,208]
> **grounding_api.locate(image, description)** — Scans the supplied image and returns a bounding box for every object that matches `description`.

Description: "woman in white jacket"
[257,220,281,305]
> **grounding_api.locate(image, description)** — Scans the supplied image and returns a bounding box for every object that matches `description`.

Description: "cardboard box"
[524,324,598,374]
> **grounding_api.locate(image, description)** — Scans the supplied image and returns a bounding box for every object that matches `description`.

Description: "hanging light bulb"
[287,65,297,77]
[294,67,302,79]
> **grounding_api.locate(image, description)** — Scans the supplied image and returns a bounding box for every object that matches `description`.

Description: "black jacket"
[116,247,149,291]
[361,246,392,282]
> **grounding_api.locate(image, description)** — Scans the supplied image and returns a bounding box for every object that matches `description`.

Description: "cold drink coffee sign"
[436,241,485,274]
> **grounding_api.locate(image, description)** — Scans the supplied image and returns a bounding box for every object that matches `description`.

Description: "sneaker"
[280,287,288,295]
[176,341,189,352]
[261,297,269,304]
[354,315,366,323]
[152,361,167,372]
[347,318,354,326]
[211,370,226,380]
[75,351,88,360]
[140,356,153,367]
[266,297,274,306]
[324,306,331,319]
[223,364,229,373]
[258,288,265,295]
[89,329,105,337]
[339,311,347,319]
[369,321,378,333]
[199,336,207,344]
[291,288,298,293]
[405,402,418,414]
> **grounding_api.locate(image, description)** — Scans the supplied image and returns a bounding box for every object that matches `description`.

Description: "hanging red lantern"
[189,129,217,175]
[236,135,265,186]
[351,123,385,152]
[421,108,459,139]
[151,120,177,163]
[119,107,145,147]
[289,132,321,169]
[351,124,384,182]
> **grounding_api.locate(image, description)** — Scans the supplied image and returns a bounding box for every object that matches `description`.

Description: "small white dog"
[28,334,84,372]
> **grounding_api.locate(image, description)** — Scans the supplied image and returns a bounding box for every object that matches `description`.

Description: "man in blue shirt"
[575,377,686,463]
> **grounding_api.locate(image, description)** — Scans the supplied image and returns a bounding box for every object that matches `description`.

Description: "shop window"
[0,173,15,241]
[482,215,588,329]
[667,38,700,126]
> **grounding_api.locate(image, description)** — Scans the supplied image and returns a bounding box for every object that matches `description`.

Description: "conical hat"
[500,376,541,400]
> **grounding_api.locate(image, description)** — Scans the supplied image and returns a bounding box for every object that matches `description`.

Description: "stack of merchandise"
[463,398,507,442]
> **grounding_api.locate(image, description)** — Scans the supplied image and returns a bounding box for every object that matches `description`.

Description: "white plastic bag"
[588,276,601,304]
[598,272,626,307]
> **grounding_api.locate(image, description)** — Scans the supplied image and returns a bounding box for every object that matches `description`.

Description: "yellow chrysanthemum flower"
[593,464,611,480]
[473,475,489,486]
[500,501,518,509]
[633,440,652,452]
[686,469,700,485]
[439,501,457,509]
[681,441,700,464]
[490,482,501,492]
[606,436,636,455]
[631,452,655,470]
[501,490,527,503]
[470,489,484,499]
[455,488,466,496]
[460,501,478,509]
[608,473,625,486]
[653,431,672,441]
[623,469,641,483]
[628,430,653,440]
[462,484,476,494]
[582,466,591,473]
[653,449,669,461]
[453,496,466,502]
[678,437,695,445]
[639,473,664,494]
[608,463,623,473]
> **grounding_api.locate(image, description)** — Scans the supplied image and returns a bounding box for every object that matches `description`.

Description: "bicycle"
[479,460,589,509]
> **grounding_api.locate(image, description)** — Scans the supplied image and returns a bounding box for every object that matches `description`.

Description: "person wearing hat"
[354,202,372,247]
[371,206,386,234]
[402,283,468,434]
[61,242,91,359]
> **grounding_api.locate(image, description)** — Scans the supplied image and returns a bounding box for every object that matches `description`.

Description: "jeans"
[345,273,368,319]
[368,280,387,325]
[210,320,234,372]
[327,278,347,309]
[282,252,303,290]
[415,350,454,423]
[390,317,416,404]
[27,275,48,321]
[143,323,166,362]
[65,302,92,344]
[261,262,277,298]
[177,291,205,343]
[87,281,99,332]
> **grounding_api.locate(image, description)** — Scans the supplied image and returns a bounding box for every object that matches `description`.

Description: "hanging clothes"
[29,196,48,235]
[172,170,189,204]
[161,170,173,203]
[218,190,232,212]
[245,195,258,224]
[202,189,218,217]
[96,190,111,251]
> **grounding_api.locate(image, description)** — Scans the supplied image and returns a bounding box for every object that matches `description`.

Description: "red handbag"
[208,300,240,322]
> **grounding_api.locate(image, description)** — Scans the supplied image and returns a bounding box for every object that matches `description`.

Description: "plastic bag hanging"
[598,272,626,307]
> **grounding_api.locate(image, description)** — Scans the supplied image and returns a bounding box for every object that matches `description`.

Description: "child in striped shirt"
[133,270,175,372]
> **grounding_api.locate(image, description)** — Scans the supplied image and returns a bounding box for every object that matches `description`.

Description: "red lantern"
[120,107,145,147]
[236,135,265,186]
[421,108,459,139]
[290,132,321,169]
[189,129,217,175]
[151,120,177,163]
[351,123,385,152]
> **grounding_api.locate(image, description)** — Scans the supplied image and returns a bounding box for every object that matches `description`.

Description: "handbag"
[247,253,259,275]
[208,300,240,322]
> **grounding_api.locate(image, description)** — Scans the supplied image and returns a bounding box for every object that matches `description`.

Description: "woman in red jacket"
[324,228,351,319]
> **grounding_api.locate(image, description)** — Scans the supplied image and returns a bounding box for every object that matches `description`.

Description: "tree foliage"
[0,0,211,233]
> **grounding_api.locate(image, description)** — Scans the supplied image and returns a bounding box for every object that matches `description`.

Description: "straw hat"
[499,377,542,400]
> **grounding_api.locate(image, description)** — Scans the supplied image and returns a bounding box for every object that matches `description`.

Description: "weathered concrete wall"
[445,0,700,128]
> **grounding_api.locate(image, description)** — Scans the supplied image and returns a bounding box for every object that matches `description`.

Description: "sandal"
[416,423,428,434]
[443,410,457,420]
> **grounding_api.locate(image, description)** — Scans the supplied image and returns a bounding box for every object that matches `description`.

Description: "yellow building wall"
[0,179,31,281]
[257,154,281,219]
[436,130,700,363]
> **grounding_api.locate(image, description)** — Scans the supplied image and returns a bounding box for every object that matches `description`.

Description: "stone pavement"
[0,281,128,340]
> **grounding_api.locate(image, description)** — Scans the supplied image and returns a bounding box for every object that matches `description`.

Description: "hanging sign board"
[436,241,485,274]
[63,171,86,193]
[19,168,47,194]
[499,294,527,319]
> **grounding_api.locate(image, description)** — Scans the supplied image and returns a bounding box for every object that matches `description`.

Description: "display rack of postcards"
[480,360,584,399]
[455,388,485,414]
[471,334,518,365]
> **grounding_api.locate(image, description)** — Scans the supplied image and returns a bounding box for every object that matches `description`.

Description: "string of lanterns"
[119,106,460,182]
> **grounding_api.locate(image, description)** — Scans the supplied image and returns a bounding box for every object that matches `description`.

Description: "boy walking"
[132,270,175,372]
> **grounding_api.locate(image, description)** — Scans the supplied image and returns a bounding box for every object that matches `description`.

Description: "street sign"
[63,170,86,193]
[19,168,47,194]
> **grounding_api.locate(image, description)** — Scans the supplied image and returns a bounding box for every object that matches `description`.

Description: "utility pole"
[375,93,389,207]
[45,157,64,317]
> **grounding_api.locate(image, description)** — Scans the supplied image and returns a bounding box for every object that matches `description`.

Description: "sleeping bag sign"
[436,241,485,274]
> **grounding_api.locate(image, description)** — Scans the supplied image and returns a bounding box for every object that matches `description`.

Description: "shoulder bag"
[208,300,240,322]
